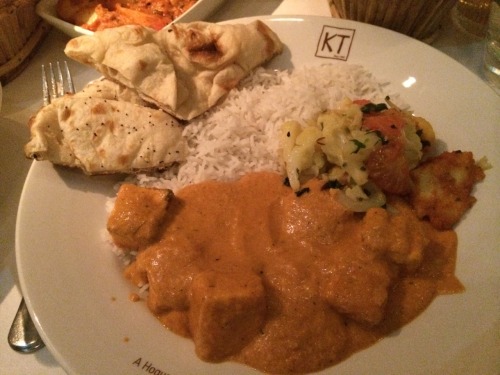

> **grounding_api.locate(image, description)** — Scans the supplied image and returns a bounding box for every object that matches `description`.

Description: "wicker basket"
[0,0,50,84]
[329,0,458,42]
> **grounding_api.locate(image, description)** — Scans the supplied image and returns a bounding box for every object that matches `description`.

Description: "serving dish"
[16,15,500,375]
[36,0,227,38]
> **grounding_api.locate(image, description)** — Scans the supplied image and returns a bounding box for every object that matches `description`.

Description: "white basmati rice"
[130,63,396,191]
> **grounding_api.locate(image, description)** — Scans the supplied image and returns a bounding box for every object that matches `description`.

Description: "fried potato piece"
[410,151,485,230]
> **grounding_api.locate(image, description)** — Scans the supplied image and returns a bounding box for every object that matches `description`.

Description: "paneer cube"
[188,270,266,361]
[361,201,428,271]
[107,183,173,249]
[320,256,392,326]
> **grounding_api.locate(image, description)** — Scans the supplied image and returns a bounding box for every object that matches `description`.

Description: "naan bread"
[74,76,150,106]
[24,89,187,175]
[64,20,284,120]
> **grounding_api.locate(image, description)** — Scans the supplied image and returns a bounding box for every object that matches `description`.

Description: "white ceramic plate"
[36,0,227,38]
[17,16,500,375]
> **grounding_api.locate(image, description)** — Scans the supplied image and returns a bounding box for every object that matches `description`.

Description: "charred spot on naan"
[168,23,225,66]
[91,102,108,114]
[188,40,223,63]
[138,59,150,71]
[61,106,72,122]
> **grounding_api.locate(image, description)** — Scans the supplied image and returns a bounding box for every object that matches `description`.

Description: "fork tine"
[55,62,65,98]
[41,64,50,106]
[42,61,75,106]
[63,61,75,95]
[48,62,57,102]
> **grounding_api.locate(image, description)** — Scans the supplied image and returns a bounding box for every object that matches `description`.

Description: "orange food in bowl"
[56,0,197,31]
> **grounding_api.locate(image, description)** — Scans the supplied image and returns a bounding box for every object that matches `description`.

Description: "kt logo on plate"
[316,25,355,61]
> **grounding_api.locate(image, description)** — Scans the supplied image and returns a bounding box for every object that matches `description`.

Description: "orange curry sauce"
[114,171,463,374]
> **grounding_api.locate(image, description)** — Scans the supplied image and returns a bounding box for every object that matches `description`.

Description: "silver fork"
[42,61,75,106]
[8,61,75,353]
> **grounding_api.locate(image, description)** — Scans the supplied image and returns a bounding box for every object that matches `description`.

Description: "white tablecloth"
[0,0,496,374]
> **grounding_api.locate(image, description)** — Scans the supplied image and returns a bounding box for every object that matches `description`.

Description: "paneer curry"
[107,171,467,374]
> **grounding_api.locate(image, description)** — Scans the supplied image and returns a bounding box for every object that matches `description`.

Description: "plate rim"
[16,14,500,375]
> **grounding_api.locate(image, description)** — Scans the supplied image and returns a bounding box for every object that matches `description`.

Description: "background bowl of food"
[36,0,226,38]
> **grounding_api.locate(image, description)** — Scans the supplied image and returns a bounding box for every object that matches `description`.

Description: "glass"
[484,0,500,88]
[454,0,492,37]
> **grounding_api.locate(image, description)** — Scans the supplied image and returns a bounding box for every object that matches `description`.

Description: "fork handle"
[8,298,45,353]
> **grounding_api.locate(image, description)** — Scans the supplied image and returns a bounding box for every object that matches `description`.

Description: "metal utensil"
[8,299,45,353]
[8,61,75,353]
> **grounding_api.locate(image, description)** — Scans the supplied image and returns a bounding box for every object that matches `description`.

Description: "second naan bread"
[74,76,150,106]
[64,20,284,120]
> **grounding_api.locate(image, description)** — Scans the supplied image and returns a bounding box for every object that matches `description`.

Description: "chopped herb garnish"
[416,129,431,148]
[351,139,366,154]
[295,187,310,197]
[321,180,343,190]
[421,140,431,148]
[370,129,389,145]
[360,102,388,114]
